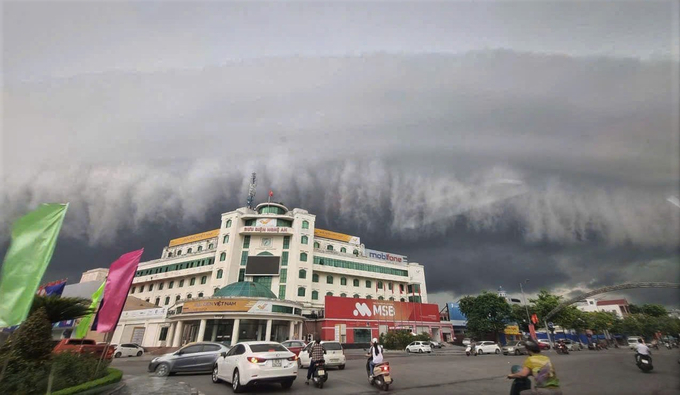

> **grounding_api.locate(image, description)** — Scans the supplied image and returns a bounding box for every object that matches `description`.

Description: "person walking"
[507,340,562,394]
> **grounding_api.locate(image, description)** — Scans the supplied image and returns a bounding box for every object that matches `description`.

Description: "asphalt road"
[111,348,680,395]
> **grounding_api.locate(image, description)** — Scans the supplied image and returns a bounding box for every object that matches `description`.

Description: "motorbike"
[635,354,653,373]
[509,364,531,395]
[664,342,672,350]
[311,360,328,388]
[465,345,477,356]
[366,352,393,391]
[555,342,569,355]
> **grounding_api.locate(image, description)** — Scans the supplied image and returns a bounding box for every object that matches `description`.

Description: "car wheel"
[515,349,520,356]
[339,364,345,370]
[155,363,170,377]
[114,352,122,358]
[418,348,423,353]
[281,379,294,389]
[232,369,243,393]
[137,351,143,357]
[212,365,222,383]
[477,349,483,355]
[495,349,500,354]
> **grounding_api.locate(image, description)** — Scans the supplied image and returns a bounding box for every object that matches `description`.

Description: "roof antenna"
[247,172,257,209]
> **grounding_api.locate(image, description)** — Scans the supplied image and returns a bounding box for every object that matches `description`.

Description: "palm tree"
[30,295,93,323]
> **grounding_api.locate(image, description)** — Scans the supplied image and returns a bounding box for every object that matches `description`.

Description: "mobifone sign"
[364,248,408,263]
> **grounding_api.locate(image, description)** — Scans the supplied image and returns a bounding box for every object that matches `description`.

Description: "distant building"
[576,298,630,318]
[79,268,108,283]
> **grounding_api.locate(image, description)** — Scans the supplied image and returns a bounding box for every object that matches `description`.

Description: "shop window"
[301,235,308,245]
[300,252,307,262]
[340,277,347,286]
[216,269,223,279]
[326,245,333,251]
[302,220,309,229]
[164,296,170,305]
[169,281,174,289]
[314,242,320,249]
[312,274,319,283]
[201,276,207,284]
[298,287,306,297]
[326,275,333,284]
[312,290,319,300]
[190,277,196,286]
[226,219,232,228]
[353,279,359,287]
[243,235,251,248]
[341,247,346,253]
[283,236,290,249]
[223,235,229,244]
[299,269,307,279]
[366,280,372,289]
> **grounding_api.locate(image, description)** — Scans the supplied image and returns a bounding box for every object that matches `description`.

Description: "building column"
[211,320,218,342]
[299,322,305,340]
[197,319,207,342]
[172,321,184,347]
[265,319,273,341]
[166,324,175,347]
[288,321,295,340]
[231,319,240,345]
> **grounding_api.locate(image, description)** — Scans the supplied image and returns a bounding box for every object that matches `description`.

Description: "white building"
[576,298,630,318]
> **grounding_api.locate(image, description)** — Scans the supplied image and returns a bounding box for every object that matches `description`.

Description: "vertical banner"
[94,249,144,333]
[0,203,69,327]
[73,281,106,339]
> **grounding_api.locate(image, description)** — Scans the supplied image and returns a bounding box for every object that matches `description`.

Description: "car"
[627,336,642,349]
[462,338,472,346]
[114,343,145,358]
[502,341,527,356]
[537,339,551,350]
[406,341,432,353]
[560,339,581,351]
[429,341,443,349]
[281,340,306,356]
[299,341,346,369]
[212,341,297,392]
[148,342,230,377]
[472,341,501,355]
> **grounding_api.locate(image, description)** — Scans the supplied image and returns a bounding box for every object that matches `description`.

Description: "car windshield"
[250,344,288,353]
[322,342,342,350]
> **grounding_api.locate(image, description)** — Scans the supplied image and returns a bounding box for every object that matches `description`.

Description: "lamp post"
[519,279,531,326]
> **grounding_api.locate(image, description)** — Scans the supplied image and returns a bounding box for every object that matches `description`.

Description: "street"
[111,348,680,395]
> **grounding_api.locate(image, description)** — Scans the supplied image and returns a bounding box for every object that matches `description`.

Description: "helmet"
[524,340,541,353]
[372,338,378,344]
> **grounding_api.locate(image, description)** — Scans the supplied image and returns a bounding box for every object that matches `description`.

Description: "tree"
[639,304,668,318]
[458,292,512,341]
[30,295,93,324]
[586,311,618,333]
[529,290,574,328]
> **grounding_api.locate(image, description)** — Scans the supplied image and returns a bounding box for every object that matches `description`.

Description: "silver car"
[148,342,230,377]
[502,341,527,356]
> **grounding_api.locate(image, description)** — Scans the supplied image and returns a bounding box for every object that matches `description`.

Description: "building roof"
[124,296,157,311]
[597,299,629,306]
[213,281,277,299]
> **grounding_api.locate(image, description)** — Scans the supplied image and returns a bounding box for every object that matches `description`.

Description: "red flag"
[269,190,273,197]
[94,249,144,332]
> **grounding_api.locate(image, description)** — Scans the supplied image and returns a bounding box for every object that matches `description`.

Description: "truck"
[53,338,115,360]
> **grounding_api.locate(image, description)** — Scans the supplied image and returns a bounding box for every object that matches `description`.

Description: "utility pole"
[519,279,531,327]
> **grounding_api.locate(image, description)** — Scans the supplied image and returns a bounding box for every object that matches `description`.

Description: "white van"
[627,336,642,349]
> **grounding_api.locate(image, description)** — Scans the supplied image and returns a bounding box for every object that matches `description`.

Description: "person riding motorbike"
[305,340,325,385]
[507,340,562,394]
[367,338,384,378]
[635,338,651,364]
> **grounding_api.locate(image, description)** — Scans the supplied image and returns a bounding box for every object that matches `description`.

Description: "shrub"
[380,330,431,350]
[51,368,122,395]
[50,352,110,392]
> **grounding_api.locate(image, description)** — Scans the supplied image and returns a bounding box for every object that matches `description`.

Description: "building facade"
[576,298,630,318]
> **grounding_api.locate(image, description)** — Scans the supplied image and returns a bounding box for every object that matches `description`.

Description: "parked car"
[502,341,527,356]
[406,341,432,353]
[470,341,501,355]
[462,338,472,346]
[114,343,145,358]
[148,342,230,377]
[212,341,297,392]
[627,336,642,350]
[429,341,443,349]
[281,340,306,356]
[299,341,346,369]
[53,338,115,360]
[537,339,552,350]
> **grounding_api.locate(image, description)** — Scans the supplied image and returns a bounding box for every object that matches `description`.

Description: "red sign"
[324,296,440,322]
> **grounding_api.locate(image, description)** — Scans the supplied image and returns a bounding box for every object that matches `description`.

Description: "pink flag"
[95,249,144,333]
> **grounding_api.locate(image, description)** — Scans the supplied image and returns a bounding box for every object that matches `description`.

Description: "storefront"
[310,296,453,343]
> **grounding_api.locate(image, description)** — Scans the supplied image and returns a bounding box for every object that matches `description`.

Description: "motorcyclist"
[305,340,325,385]
[635,338,651,364]
[507,340,562,394]
[367,338,384,378]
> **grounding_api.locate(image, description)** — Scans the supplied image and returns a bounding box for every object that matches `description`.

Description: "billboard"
[324,296,440,322]
[245,256,280,276]
[364,249,407,263]
[314,229,360,245]
[182,299,274,314]
[169,229,219,247]
[447,302,467,326]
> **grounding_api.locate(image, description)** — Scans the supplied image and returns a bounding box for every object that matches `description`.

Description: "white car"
[466,341,501,355]
[406,341,432,353]
[628,336,642,349]
[212,341,298,392]
[299,341,346,369]
[462,338,472,346]
[114,343,144,358]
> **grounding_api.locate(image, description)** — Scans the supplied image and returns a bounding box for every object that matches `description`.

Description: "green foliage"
[30,295,93,324]
[51,368,122,395]
[379,330,430,350]
[49,352,111,392]
[459,291,512,340]
[585,311,618,332]
[11,307,54,362]
[612,313,680,338]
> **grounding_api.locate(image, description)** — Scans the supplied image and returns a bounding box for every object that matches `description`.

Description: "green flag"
[0,203,68,327]
[74,281,105,339]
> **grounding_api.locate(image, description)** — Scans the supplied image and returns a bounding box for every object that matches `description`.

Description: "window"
[187,293,192,299]
[299,269,307,279]
[280,269,287,283]
[312,273,319,282]
[238,269,245,282]
[164,296,170,305]
[366,295,372,299]
[326,292,333,296]
[341,277,347,286]
[312,290,319,300]
[389,297,395,301]
[326,275,334,284]
[220,252,226,261]
[378,296,384,300]
[159,327,169,341]
[177,250,182,256]
[214,288,219,295]
[190,277,196,286]
[353,294,360,298]
[187,248,192,253]
[353,279,360,287]
[149,283,154,291]
[169,281,174,289]
[388,283,393,291]
[159,282,164,290]
[155,297,160,306]
[139,285,144,292]
[340,293,347,297]
[226,219,232,228]
[377,281,383,289]
[223,235,229,244]
[327,245,333,251]
[176,295,181,302]
[243,235,251,248]
[341,247,346,253]
[400,298,405,302]
[399,284,404,293]
[300,252,307,262]
[208,243,214,249]
[353,249,359,256]
[281,251,289,266]
[302,220,309,229]
[245,219,256,226]
[198,276,206,284]
[198,246,203,252]
[217,269,223,279]
[312,256,409,277]
[283,236,290,249]
[167,252,173,258]
[277,219,292,227]
[301,235,308,245]
[278,285,286,300]
[314,242,320,248]
[198,292,204,297]
[366,280,372,288]
[252,276,272,289]
[130,286,135,294]
[179,279,184,288]
[240,251,248,266]
[298,287,306,297]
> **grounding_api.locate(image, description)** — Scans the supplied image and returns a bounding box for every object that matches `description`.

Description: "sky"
[2,1,679,308]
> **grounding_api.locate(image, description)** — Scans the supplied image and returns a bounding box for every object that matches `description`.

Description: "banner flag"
[94,249,144,332]
[0,203,69,327]
[73,281,105,339]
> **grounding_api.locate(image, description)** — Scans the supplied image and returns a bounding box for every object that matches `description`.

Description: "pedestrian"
[507,340,562,394]
[305,340,325,385]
